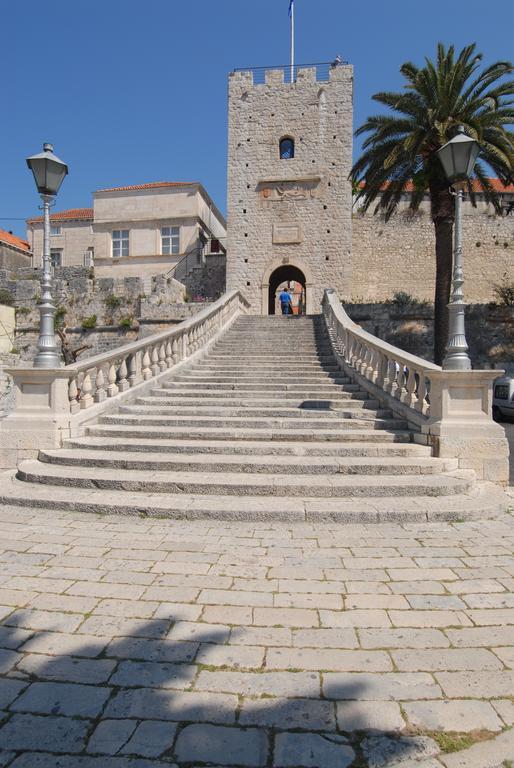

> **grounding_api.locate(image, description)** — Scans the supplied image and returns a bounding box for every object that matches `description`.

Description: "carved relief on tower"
[258,176,321,204]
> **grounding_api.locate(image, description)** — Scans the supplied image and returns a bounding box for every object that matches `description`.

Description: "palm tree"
[351,43,514,364]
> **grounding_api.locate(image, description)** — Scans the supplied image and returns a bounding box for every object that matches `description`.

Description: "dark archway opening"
[268,264,306,315]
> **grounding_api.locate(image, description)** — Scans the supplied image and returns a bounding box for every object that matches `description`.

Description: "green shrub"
[81,314,97,329]
[119,315,133,328]
[105,294,122,310]
[15,306,31,316]
[0,289,14,306]
[391,291,417,307]
[493,275,514,306]
[55,306,67,328]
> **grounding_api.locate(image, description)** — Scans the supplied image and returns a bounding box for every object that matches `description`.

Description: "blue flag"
[288,0,293,17]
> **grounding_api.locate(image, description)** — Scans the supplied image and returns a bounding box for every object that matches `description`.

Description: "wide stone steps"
[16,461,475,498]
[84,424,417,443]
[5,313,504,521]
[167,374,348,384]
[99,412,409,430]
[134,397,383,411]
[161,382,361,393]
[1,474,505,521]
[38,448,455,476]
[118,403,393,419]
[64,436,432,457]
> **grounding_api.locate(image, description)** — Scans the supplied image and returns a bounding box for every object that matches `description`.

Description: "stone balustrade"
[1,290,249,469]
[322,289,509,484]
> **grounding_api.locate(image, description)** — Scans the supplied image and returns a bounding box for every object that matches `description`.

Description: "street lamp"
[436,126,480,371]
[26,143,68,368]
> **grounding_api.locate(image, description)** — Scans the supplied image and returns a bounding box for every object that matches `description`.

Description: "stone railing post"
[422,370,509,483]
[0,368,75,469]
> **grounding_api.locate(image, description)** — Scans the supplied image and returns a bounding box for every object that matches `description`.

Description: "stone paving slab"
[0,505,512,766]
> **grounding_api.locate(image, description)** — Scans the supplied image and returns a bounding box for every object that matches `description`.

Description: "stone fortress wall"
[226,64,354,313]
[350,203,514,304]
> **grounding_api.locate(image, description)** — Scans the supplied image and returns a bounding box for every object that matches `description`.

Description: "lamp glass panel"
[28,158,48,192]
[466,142,480,177]
[44,159,67,194]
[437,146,454,179]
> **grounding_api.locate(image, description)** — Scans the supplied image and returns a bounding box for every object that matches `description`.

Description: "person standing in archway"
[279,287,293,315]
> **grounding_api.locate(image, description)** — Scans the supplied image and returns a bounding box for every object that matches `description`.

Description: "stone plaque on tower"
[226,62,353,314]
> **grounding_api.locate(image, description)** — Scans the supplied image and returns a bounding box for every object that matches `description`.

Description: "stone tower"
[226,62,353,314]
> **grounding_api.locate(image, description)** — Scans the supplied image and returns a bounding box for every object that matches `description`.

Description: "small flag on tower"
[288,0,294,17]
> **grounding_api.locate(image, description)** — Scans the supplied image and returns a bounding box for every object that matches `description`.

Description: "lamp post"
[26,143,68,368]
[436,126,480,371]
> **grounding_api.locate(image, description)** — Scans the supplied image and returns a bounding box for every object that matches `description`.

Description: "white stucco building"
[26,182,226,278]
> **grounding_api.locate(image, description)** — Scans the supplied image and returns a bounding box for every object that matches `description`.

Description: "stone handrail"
[64,290,249,413]
[0,290,251,470]
[322,288,440,420]
[322,289,508,483]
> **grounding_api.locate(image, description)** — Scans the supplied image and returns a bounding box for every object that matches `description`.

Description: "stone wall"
[350,207,514,303]
[226,64,354,314]
[0,305,15,353]
[0,266,188,363]
[346,301,514,370]
[186,255,226,300]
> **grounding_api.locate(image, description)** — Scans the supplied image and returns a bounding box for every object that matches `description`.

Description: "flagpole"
[290,0,295,83]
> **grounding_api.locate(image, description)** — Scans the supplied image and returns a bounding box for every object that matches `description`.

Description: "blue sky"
[3,0,514,237]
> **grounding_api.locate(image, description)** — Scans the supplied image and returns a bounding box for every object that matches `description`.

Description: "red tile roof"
[96,182,199,193]
[358,178,514,193]
[0,228,31,251]
[27,208,93,224]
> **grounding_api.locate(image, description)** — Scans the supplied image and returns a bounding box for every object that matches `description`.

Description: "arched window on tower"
[279,137,295,159]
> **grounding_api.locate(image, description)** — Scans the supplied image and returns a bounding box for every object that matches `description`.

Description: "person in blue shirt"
[279,288,293,315]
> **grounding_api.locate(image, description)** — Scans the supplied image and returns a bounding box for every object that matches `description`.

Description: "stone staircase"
[1,315,505,521]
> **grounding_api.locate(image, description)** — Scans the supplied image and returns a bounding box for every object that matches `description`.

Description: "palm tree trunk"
[430,182,455,365]
[433,216,453,364]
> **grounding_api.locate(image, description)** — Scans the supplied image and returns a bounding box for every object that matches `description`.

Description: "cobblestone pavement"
[0,505,513,767]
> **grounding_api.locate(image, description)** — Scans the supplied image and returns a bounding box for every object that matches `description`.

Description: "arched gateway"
[267,264,306,315]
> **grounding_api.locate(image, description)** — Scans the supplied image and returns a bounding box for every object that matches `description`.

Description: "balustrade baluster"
[402,368,417,408]
[172,338,179,363]
[158,343,167,372]
[94,366,107,402]
[69,376,80,414]
[416,374,429,415]
[80,369,94,409]
[107,363,119,396]
[142,349,152,380]
[117,357,130,392]
[165,341,172,368]
[151,346,160,376]
[376,353,387,389]
[368,348,378,383]
[127,353,138,387]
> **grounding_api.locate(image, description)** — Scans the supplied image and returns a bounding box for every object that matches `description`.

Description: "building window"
[50,249,62,267]
[50,225,61,236]
[112,229,129,258]
[161,226,180,255]
[84,248,94,267]
[279,137,294,159]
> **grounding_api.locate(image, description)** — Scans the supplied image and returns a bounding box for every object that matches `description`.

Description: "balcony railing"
[232,60,348,85]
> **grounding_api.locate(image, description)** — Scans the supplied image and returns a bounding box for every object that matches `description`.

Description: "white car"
[493,376,514,422]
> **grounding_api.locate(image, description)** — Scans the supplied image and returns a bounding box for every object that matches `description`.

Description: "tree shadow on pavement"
[0,612,434,768]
